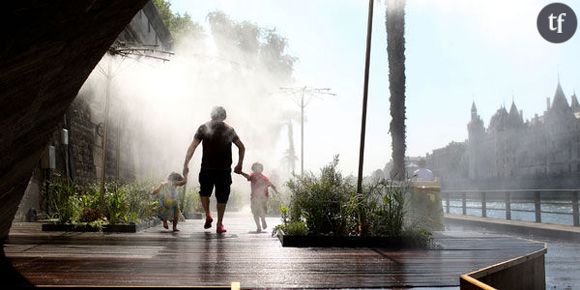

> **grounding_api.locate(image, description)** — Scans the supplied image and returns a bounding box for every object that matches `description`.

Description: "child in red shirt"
[240,162,278,232]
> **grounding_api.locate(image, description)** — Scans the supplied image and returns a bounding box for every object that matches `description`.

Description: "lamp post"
[356,0,374,195]
[279,86,335,176]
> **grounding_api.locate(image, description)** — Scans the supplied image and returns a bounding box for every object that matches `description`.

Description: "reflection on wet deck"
[4,212,544,288]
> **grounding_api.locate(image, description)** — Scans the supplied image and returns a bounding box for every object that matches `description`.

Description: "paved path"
[4,212,544,288]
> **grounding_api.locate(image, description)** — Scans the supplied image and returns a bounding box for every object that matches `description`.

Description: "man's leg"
[215,171,231,234]
[201,196,211,217]
[217,203,227,227]
[199,170,214,229]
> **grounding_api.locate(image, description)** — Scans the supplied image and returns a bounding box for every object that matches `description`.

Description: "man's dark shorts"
[199,169,232,203]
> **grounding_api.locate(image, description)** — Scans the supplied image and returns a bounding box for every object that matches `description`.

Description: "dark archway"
[0,1,149,247]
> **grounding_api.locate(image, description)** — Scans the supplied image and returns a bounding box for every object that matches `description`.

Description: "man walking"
[183,106,245,234]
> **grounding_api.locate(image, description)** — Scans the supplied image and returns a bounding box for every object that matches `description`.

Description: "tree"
[206,10,295,82]
[386,0,407,181]
[153,0,204,39]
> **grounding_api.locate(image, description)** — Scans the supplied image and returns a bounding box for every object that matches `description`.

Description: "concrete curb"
[445,214,580,241]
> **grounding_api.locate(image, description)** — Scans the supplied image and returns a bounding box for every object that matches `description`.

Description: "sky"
[168,0,580,176]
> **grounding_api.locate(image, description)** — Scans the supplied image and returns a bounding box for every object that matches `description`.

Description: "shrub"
[48,179,159,227]
[278,156,433,247]
[364,180,406,237]
[49,178,82,224]
[178,186,200,214]
[287,156,355,236]
[122,181,157,223]
[286,221,308,236]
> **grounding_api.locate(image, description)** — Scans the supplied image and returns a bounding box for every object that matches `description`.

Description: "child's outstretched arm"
[239,171,251,181]
[150,183,163,196]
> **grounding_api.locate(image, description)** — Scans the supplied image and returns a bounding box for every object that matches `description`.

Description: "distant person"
[151,172,187,232]
[239,162,278,233]
[183,106,245,234]
[413,159,435,182]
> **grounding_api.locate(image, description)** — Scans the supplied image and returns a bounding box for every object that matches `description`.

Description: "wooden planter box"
[277,232,423,248]
[42,218,160,233]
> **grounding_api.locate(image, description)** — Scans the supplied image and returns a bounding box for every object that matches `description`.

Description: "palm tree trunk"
[386,0,406,181]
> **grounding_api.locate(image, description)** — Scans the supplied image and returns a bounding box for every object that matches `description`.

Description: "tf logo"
[537,3,577,43]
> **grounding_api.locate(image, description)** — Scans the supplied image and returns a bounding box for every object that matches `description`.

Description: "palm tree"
[386,0,406,181]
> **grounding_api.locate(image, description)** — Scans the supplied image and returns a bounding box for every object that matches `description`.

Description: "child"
[240,162,278,232]
[151,172,187,232]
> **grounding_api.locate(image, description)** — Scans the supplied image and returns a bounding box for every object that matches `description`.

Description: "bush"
[178,186,200,215]
[48,179,158,226]
[364,180,406,237]
[286,221,308,236]
[287,156,355,236]
[278,156,433,246]
[49,178,82,224]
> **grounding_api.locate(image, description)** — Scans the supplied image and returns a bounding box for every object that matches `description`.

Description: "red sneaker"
[216,225,227,234]
[204,216,213,229]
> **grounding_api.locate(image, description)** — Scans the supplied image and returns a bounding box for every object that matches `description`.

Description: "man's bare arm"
[183,138,201,176]
[233,138,245,174]
[174,174,188,186]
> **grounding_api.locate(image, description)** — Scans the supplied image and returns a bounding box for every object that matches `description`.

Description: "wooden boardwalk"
[4,212,545,288]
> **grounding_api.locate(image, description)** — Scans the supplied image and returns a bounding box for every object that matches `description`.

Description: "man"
[183,106,245,234]
[413,158,434,182]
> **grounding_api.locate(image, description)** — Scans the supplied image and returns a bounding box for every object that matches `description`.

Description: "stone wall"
[68,98,98,185]
[0,0,148,243]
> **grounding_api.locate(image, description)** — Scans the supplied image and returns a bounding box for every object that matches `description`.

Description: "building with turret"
[427,82,580,189]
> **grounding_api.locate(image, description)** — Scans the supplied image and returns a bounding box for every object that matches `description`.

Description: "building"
[427,82,580,190]
[15,1,172,221]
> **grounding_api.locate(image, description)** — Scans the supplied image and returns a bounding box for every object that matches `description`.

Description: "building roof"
[551,82,571,113]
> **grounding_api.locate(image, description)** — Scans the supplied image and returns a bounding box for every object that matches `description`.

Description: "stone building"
[15,1,172,221]
[427,82,580,190]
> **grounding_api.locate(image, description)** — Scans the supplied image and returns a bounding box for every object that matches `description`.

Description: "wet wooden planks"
[4,213,545,288]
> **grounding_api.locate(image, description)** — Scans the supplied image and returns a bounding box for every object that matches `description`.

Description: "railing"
[442,189,580,227]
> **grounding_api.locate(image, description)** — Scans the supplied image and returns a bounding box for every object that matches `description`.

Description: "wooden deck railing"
[442,189,580,226]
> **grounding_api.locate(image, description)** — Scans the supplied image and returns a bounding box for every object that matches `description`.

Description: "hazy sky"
[169,0,580,176]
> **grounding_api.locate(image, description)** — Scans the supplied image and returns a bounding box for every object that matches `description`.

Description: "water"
[445,200,574,226]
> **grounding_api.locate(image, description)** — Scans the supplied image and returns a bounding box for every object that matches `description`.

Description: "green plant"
[286,220,308,236]
[123,181,157,223]
[178,186,200,214]
[401,227,433,248]
[105,183,129,225]
[287,156,355,236]
[364,180,406,237]
[49,178,82,224]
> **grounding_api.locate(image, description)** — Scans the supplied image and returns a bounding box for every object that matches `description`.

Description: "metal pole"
[481,192,487,218]
[356,0,374,195]
[573,191,579,227]
[300,88,305,176]
[100,55,112,197]
[535,191,542,223]
[462,193,467,215]
[505,191,511,220]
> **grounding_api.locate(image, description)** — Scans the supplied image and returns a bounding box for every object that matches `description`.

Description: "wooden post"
[535,191,541,223]
[462,193,467,215]
[573,191,579,227]
[505,191,511,220]
[446,192,450,214]
[481,192,487,218]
